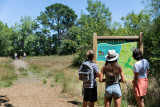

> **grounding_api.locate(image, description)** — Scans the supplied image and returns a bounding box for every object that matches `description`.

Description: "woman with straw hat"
[99,50,125,107]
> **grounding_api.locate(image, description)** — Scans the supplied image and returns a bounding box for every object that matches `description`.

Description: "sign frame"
[93,32,143,63]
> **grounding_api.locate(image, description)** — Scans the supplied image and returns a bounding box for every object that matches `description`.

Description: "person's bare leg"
[139,96,144,107]
[89,102,94,107]
[113,97,121,107]
[135,95,141,107]
[104,97,112,107]
[83,101,88,107]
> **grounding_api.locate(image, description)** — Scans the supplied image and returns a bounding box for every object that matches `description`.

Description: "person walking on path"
[14,53,18,60]
[99,50,125,107]
[23,52,26,60]
[81,50,100,107]
[132,49,149,107]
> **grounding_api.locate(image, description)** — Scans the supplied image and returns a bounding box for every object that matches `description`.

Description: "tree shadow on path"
[0,95,14,107]
[68,100,82,106]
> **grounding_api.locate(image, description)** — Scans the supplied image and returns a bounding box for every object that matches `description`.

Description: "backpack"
[79,61,94,82]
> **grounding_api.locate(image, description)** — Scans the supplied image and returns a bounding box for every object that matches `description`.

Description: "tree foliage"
[121,11,151,35]
[0,22,14,56]
[12,16,39,56]
[144,16,160,73]
[37,3,77,46]
[71,0,112,66]
[142,0,160,17]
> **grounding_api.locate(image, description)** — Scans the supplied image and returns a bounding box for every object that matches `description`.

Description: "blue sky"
[0,0,144,27]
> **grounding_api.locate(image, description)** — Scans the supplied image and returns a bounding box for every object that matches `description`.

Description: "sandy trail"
[0,60,81,107]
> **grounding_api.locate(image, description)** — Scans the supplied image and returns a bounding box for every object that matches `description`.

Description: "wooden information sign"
[93,32,143,80]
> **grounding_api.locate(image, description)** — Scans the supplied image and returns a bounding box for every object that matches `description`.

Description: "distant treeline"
[0,0,159,73]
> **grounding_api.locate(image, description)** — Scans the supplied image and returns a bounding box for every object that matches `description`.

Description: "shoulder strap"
[88,61,94,80]
[88,61,93,72]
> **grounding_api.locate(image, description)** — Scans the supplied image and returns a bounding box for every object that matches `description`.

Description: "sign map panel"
[97,41,138,80]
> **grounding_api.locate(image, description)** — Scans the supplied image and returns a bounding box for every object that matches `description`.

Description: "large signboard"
[93,33,143,80]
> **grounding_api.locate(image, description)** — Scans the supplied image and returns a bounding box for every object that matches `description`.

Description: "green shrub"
[58,39,78,55]
[72,44,91,66]
[43,78,47,84]
[50,84,54,87]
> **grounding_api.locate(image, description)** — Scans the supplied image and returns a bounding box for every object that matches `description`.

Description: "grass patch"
[18,68,28,76]
[0,58,17,87]
[27,55,82,96]
[43,78,47,84]
[50,84,54,87]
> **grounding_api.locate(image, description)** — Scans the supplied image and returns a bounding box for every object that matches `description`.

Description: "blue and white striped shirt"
[83,61,99,88]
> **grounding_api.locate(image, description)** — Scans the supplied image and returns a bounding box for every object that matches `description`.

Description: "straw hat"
[105,50,119,61]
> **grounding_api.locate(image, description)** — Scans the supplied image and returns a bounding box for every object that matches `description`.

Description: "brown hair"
[86,50,95,60]
[133,49,143,61]
[103,60,121,77]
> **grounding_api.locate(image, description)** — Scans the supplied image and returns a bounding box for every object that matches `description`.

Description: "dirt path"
[0,60,81,107]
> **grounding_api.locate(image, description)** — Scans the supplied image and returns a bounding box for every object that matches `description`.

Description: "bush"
[58,39,78,55]
[72,44,92,66]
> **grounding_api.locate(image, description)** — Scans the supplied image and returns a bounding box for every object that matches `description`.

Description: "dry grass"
[0,57,17,87]
[26,56,130,106]
[27,55,82,96]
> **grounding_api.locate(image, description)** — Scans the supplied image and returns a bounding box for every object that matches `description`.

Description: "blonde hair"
[86,50,95,60]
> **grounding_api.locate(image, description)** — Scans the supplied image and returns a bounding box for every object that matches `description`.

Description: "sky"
[0,0,145,27]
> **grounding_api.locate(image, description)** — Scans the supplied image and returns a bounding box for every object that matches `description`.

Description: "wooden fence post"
[139,32,143,53]
[93,33,97,63]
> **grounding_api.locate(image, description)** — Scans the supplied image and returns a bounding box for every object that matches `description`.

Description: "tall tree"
[77,0,112,44]
[37,3,77,46]
[72,0,112,66]
[0,21,14,56]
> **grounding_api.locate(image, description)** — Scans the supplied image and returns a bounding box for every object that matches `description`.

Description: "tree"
[87,0,111,29]
[0,21,14,56]
[77,0,112,44]
[37,3,77,47]
[12,16,39,56]
[142,0,160,17]
[109,21,127,36]
[72,0,112,66]
[121,11,151,35]
[143,17,160,73]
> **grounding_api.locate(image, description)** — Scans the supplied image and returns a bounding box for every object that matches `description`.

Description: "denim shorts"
[104,83,122,98]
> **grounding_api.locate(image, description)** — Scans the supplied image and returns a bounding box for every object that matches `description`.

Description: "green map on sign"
[97,42,137,80]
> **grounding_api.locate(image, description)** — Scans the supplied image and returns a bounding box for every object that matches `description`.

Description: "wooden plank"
[93,33,97,64]
[97,36,139,40]
[139,32,143,53]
